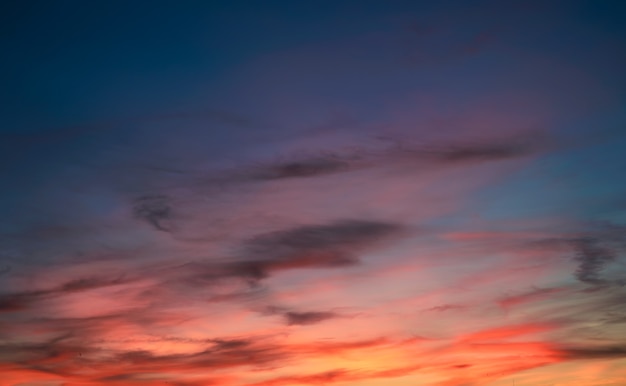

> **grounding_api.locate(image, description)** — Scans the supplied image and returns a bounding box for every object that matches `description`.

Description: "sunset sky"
[1,1,626,385]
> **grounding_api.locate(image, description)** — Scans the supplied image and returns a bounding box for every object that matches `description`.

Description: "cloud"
[220,219,405,282]
[0,274,133,315]
[0,106,615,386]
[0,296,26,313]
[291,337,390,355]
[241,135,540,181]
[0,334,286,382]
[497,287,567,310]
[0,290,51,314]
[251,369,350,386]
[557,345,626,360]
[458,324,556,342]
[424,304,466,313]
[571,237,616,285]
[241,220,402,258]
[249,362,426,386]
[431,140,532,163]
[0,334,85,370]
[132,195,173,232]
[59,275,129,292]
[230,135,537,184]
[283,311,338,326]
[248,156,349,180]
[144,134,542,203]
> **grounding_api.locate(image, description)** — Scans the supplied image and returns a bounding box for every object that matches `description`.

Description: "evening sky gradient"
[1,1,626,385]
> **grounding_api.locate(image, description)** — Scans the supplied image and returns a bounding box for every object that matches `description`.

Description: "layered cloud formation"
[2,1,626,385]
[2,125,625,386]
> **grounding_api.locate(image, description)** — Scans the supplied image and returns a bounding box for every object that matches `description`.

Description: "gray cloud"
[0,295,29,313]
[284,311,338,326]
[572,238,616,285]
[243,135,540,181]
[248,156,349,180]
[526,235,622,287]
[219,220,404,283]
[0,274,132,315]
[132,194,173,232]
[558,345,626,359]
[0,289,52,314]
[433,141,531,163]
[424,304,466,313]
[166,220,404,302]
[241,220,402,260]
[60,275,129,292]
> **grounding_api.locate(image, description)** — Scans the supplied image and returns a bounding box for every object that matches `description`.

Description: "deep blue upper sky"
[2,0,624,133]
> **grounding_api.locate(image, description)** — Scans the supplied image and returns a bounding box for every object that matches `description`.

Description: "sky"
[1,1,626,385]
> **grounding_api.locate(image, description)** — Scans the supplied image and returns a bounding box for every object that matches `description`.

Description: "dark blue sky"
[2,0,624,133]
[2,0,424,131]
